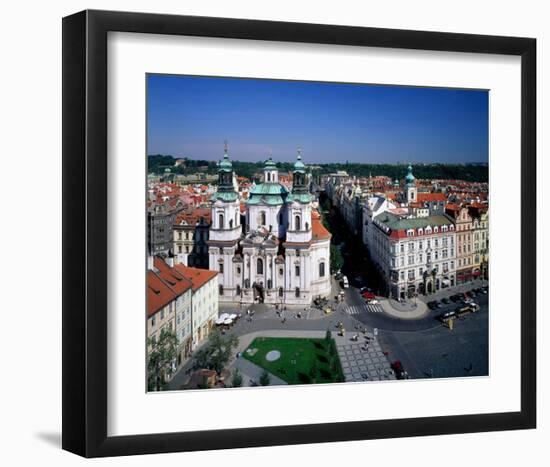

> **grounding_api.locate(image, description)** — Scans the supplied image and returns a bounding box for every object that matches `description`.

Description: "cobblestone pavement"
[336,331,396,382]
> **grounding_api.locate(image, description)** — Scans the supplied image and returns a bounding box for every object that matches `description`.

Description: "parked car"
[362,290,375,300]
[438,310,457,322]
[450,294,461,302]
[441,297,451,304]
[341,276,349,289]
[427,300,439,310]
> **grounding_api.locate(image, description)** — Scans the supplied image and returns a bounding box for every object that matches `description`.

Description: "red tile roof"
[147,271,176,318]
[154,258,193,296]
[312,216,331,241]
[417,192,447,202]
[174,264,218,291]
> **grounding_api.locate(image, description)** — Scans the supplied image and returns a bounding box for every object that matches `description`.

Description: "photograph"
[145,74,489,392]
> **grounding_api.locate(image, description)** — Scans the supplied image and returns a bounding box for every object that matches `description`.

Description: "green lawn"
[242,336,344,385]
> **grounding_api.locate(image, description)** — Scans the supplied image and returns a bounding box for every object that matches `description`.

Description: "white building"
[173,263,219,348]
[208,147,331,305]
[369,212,457,299]
[362,194,397,247]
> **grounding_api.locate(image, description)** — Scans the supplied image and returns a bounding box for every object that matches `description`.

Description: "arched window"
[218,213,224,229]
[305,222,309,231]
[219,285,224,295]
[267,279,272,289]
[319,262,325,277]
[295,287,300,297]
[279,287,284,297]
[257,258,264,275]
[235,212,239,226]
[260,211,266,226]
[236,285,241,295]
[229,219,233,228]
[295,215,301,231]
[267,173,271,182]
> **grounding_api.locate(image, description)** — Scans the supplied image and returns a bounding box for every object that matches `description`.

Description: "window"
[295,215,301,231]
[160,309,164,320]
[151,316,155,327]
[279,268,283,275]
[229,219,233,228]
[235,212,239,226]
[267,279,272,289]
[305,222,309,230]
[236,285,241,295]
[408,255,414,265]
[400,244,405,253]
[257,258,264,274]
[400,271,405,281]
[219,285,224,295]
[279,287,284,297]
[260,211,266,226]
[236,266,241,274]
[319,262,326,277]
[295,265,300,277]
[408,270,415,281]
[295,287,300,297]
[218,213,224,229]
[219,262,224,273]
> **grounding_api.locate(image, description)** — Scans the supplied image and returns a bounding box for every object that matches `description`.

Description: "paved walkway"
[228,328,395,386]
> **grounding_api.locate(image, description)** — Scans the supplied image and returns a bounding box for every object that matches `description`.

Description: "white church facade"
[208,147,331,305]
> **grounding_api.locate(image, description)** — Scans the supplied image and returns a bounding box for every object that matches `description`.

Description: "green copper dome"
[405,164,415,184]
[264,156,276,169]
[219,152,232,172]
[294,152,306,173]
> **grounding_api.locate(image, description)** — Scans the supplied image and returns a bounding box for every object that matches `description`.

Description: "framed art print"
[62,10,536,457]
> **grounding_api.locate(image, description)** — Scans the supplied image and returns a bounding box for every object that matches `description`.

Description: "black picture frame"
[62,9,536,458]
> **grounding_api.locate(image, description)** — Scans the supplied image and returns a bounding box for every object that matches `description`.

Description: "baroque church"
[208,146,331,305]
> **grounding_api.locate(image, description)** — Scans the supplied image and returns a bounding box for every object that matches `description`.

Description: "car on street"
[450,294,462,302]
[441,297,451,305]
[438,310,457,322]
[341,276,349,288]
[427,300,439,309]
[361,290,375,300]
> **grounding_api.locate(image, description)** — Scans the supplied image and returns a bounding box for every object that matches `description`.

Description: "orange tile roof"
[147,271,176,318]
[154,258,193,296]
[312,217,331,241]
[417,192,447,202]
[174,264,218,291]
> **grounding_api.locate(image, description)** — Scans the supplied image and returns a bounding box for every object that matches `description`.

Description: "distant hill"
[147,155,488,183]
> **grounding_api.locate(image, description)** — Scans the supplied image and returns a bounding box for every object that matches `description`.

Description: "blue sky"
[147,74,488,164]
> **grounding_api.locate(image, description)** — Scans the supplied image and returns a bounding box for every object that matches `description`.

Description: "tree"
[147,327,178,391]
[231,368,243,388]
[192,328,239,375]
[330,244,344,273]
[259,370,271,386]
